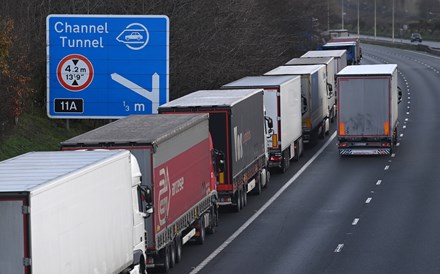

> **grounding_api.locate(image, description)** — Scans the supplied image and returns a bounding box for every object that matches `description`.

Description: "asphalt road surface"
[162,44,440,274]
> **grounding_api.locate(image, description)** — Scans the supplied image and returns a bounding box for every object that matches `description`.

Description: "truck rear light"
[147,257,154,265]
[305,117,312,128]
[340,142,348,147]
[384,122,389,136]
[339,122,345,135]
[272,134,278,148]
[270,156,282,162]
[381,142,390,147]
[219,197,231,203]
[219,172,224,184]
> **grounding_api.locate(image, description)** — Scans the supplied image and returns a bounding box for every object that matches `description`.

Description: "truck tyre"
[158,246,170,273]
[293,140,301,161]
[175,236,182,263]
[195,217,206,245]
[319,123,326,139]
[281,151,290,173]
[207,205,218,234]
[140,257,146,274]
[243,187,247,207]
[234,190,241,212]
[169,241,176,268]
[310,128,319,146]
[255,174,263,195]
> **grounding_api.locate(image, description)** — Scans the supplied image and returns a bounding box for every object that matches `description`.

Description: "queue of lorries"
[0,36,401,274]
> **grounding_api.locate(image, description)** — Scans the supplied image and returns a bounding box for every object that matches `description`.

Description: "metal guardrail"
[361,37,440,57]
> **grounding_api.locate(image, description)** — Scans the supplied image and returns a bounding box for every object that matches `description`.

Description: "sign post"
[47,15,169,118]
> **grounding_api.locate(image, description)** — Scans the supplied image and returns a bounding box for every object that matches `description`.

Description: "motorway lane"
[187,47,407,273]
[325,44,440,273]
[165,44,440,274]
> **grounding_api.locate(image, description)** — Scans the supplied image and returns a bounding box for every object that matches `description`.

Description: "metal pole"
[392,0,395,42]
[342,0,344,29]
[357,0,360,37]
[328,0,330,31]
[374,0,377,40]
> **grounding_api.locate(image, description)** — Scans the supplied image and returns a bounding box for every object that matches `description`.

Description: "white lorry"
[337,64,400,155]
[265,65,330,144]
[222,75,303,173]
[301,50,347,73]
[0,150,148,274]
[285,57,337,123]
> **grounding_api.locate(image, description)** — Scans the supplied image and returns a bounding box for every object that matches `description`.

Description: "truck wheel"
[243,188,247,207]
[158,246,170,273]
[196,217,206,244]
[319,123,326,139]
[281,151,290,173]
[293,140,301,161]
[310,128,319,145]
[207,206,218,234]
[175,236,182,263]
[255,174,263,195]
[234,190,241,212]
[140,258,146,274]
[169,241,176,268]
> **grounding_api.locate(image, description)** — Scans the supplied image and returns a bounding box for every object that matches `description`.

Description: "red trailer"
[60,114,219,273]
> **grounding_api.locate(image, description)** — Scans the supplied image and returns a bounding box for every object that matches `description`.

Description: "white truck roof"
[286,57,334,65]
[265,64,325,76]
[337,64,397,76]
[160,89,263,108]
[223,75,300,88]
[0,150,126,192]
[324,41,357,46]
[302,50,347,58]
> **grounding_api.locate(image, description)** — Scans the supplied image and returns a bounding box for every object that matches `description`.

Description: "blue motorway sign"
[47,15,169,118]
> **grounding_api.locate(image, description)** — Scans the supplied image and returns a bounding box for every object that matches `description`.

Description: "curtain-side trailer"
[301,50,347,73]
[159,89,267,212]
[61,114,218,272]
[265,65,330,144]
[222,75,303,173]
[285,57,337,123]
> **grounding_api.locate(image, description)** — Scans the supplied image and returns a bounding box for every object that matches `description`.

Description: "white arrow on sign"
[111,72,159,113]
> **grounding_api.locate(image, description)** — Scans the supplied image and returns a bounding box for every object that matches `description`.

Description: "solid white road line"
[189,132,337,274]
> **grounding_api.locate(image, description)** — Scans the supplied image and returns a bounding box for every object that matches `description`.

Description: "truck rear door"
[0,197,29,274]
[339,77,389,136]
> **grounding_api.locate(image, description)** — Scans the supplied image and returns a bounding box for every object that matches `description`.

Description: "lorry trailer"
[0,150,147,274]
[336,64,400,155]
[321,41,360,65]
[222,75,303,172]
[265,65,330,144]
[285,57,337,122]
[61,114,218,272]
[301,50,347,73]
[159,89,268,212]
